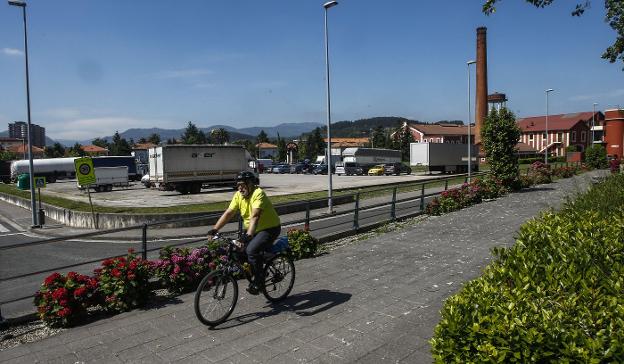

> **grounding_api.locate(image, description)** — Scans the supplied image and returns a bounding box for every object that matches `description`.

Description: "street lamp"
[592,102,598,144]
[323,0,338,214]
[545,88,554,164]
[467,60,476,182]
[9,0,39,228]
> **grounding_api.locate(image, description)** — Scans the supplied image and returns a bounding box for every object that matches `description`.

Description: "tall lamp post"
[467,60,476,182]
[323,0,338,214]
[9,0,38,227]
[592,102,598,144]
[545,88,554,164]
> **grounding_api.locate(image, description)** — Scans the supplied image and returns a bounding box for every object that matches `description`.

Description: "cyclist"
[208,171,281,295]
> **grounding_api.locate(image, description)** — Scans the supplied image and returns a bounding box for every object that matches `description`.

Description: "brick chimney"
[475,27,488,144]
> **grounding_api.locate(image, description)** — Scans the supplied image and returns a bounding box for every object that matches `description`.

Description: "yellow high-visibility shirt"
[228,187,280,233]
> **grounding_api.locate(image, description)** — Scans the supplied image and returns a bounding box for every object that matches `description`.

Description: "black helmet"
[236,171,257,184]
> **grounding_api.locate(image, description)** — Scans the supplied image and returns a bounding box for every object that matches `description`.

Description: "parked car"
[271,164,290,174]
[312,164,334,175]
[290,163,309,174]
[335,162,363,176]
[383,163,412,175]
[367,164,385,176]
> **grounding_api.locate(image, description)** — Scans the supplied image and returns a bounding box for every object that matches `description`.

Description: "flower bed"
[426,176,509,216]
[34,272,98,327]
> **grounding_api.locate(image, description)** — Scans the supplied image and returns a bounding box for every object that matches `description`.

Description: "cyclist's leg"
[246,226,281,288]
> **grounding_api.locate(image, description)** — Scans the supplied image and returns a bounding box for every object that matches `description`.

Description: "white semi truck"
[409,143,479,174]
[77,166,130,192]
[148,144,258,194]
[10,157,77,183]
[336,148,402,175]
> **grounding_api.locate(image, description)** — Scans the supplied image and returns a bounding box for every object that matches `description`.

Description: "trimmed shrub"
[34,272,99,327]
[94,249,152,313]
[426,176,508,215]
[152,245,220,293]
[431,174,624,362]
[526,161,552,184]
[287,228,319,259]
[585,144,608,169]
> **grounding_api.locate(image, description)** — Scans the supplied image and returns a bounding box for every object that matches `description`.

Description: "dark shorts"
[245,225,281,266]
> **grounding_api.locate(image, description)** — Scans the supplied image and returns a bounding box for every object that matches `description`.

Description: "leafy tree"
[481,107,522,188]
[211,128,230,145]
[257,130,269,144]
[91,138,109,149]
[166,138,178,145]
[370,126,386,148]
[147,133,161,145]
[181,121,207,144]
[137,137,147,144]
[232,139,256,157]
[297,139,309,161]
[0,150,17,161]
[392,124,414,161]
[276,133,287,162]
[67,143,86,157]
[483,0,624,68]
[45,143,66,158]
[584,144,608,169]
[109,131,132,155]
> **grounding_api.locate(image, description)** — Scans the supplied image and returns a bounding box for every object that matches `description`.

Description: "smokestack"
[475,26,488,144]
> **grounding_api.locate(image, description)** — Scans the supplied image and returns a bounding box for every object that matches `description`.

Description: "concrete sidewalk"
[0,172,600,363]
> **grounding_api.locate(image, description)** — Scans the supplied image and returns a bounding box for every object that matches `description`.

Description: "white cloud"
[155,69,213,79]
[570,88,624,102]
[45,117,164,140]
[2,48,24,56]
[41,108,82,119]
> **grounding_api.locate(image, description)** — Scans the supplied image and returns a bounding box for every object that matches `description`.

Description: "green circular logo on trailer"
[74,157,96,186]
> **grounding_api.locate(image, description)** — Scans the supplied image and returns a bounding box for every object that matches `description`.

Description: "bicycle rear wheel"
[262,254,295,302]
[194,270,238,326]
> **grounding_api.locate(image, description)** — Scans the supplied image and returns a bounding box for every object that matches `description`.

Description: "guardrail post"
[444,179,448,191]
[464,176,468,184]
[353,192,360,230]
[141,224,148,260]
[391,187,397,221]
[304,201,311,231]
[420,183,425,211]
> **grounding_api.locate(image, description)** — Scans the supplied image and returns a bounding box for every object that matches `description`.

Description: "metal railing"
[0,172,484,321]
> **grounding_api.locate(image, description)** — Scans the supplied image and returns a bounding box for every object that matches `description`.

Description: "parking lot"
[39,172,435,208]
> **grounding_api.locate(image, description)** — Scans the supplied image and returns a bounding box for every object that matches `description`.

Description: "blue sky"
[1,0,622,141]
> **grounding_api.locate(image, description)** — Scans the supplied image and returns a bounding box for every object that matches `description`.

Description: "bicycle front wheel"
[262,254,295,302]
[194,270,238,326]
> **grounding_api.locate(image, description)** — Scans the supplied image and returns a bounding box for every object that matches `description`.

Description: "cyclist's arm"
[246,208,262,237]
[213,208,236,232]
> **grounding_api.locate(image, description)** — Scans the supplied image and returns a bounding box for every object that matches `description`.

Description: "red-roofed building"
[517,112,603,157]
[81,144,109,156]
[6,143,45,158]
[404,123,471,144]
[256,142,278,159]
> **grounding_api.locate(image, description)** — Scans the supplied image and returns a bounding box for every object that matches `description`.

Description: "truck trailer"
[77,166,130,192]
[409,143,479,174]
[10,157,77,183]
[336,148,401,175]
[92,156,140,181]
[148,144,258,194]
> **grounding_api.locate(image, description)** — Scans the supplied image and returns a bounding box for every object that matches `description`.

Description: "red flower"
[129,261,138,270]
[52,287,68,300]
[102,259,113,267]
[74,286,88,298]
[128,248,135,254]
[44,273,62,285]
[57,307,72,317]
[127,273,136,280]
[59,299,68,307]
[111,268,122,278]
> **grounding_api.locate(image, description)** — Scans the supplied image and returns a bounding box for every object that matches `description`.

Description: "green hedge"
[431,174,624,362]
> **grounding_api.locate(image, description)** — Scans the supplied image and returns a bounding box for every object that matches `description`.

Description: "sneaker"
[246,284,260,295]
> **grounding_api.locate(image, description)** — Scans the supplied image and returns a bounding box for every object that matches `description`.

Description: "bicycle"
[194,233,296,327]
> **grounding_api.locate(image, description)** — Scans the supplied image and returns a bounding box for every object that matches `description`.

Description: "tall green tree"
[370,126,386,148]
[584,144,608,169]
[110,131,132,155]
[481,107,522,188]
[0,150,17,161]
[147,133,161,145]
[67,143,86,157]
[276,133,287,162]
[181,121,207,144]
[211,128,230,144]
[45,143,66,158]
[91,138,109,149]
[233,140,256,157]
[257,130,269,144]
[392,124,414,161]
[483,0,624,68]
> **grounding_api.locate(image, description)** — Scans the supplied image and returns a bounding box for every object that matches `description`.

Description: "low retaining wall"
[0,192,354,230]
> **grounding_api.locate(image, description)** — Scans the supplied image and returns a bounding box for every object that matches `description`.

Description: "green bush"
[431,174,624,362]
[585,144,608,169]
[287,228,320,259]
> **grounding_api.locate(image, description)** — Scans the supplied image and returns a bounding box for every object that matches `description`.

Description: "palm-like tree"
[211,128,230,144]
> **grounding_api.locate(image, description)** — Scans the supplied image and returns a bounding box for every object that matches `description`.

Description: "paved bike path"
[0,172,601,363]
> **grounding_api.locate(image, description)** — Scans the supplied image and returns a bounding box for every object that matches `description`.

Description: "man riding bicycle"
[208,171,281,295]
